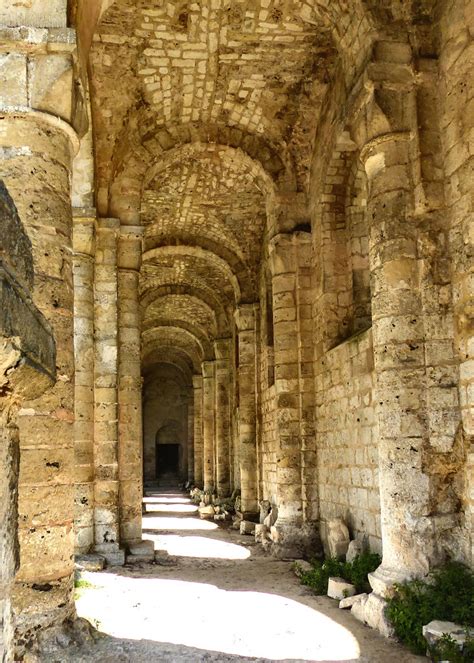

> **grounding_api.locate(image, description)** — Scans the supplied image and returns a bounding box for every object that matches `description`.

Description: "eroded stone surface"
[0,0,472,658]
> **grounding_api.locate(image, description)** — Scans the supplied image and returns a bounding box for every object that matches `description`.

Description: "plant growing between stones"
[296,552,381,595]
[385,562,474,657]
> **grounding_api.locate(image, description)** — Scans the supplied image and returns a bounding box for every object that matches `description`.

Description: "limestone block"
[128,540,154,557]
[254,524,268,543]
[339,593,367,609]
[346,540,364,563]
[240,520,256,535]
[423,621,474,649]
[29,55,73,122]
[0,54,27,108]
[327,519,350,560]
[198,505,215,519]
[259,500,272,523]
[351,592,394,638]
[263,508,277,528]
[74,555,105,572]
[327,577,356,600]
[0,0,68,27]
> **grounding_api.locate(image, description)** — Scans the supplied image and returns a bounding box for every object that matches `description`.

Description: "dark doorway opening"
[156,443,180,477]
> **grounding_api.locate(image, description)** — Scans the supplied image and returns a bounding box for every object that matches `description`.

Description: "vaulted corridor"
[0,0,472,660]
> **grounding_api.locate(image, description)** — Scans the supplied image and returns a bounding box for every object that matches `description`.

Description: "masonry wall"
[315,328,381,554]
[143,368,189,481]
[438,0,474,565]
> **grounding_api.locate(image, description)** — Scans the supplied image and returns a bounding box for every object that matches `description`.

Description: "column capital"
[201,360,215,379]
[214,337,231,359]
[192,375,203,389]
[268,231,311,276]
[234,303,259,331]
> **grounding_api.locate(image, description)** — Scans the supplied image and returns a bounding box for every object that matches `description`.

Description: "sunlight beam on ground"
[142,516,218,532]
[144,503,198,514]
[76,574,360,661]
[142,533,250,559]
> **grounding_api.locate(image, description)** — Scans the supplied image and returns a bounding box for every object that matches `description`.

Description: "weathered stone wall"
[315,329,381,553]
[437,0,473,565]
[143,366,190,482]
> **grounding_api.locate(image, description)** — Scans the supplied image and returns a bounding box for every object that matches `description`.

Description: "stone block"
[346,539,364,563]
[327,519,350,559]
[74,554,105,572]
[198,505,215,519]
[255,524,268,543]
[128,540,154,555]
[327,577,356,600]
[240,520,256,535]
[423,620,474,649]
[339,593,367,609]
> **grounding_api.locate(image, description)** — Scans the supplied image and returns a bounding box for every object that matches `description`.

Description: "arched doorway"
[155,420,182,480]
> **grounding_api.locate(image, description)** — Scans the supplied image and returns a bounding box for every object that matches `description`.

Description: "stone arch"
[142,246,244,303]
[142,325,208,364]
[140,284,229,336]
[142,318,213,360]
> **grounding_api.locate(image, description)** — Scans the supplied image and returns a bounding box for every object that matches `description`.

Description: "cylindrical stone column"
[361,131,431,585]
[201,361,215,493]
[117,227,143,546]
[234,305,259,517]
[214,339,232,497]
[192,376,203,487]
[268,232,318,558]
[72,211,96,554]
[93,218,123,563]
[269,235,304,556]
[1,112,78,641]
[187,397,195,484]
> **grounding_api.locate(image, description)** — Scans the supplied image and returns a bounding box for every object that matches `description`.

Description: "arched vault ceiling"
[90,0,342,201]
[141,144,267,283]
[140,249,242,306]
[144,295,218,341]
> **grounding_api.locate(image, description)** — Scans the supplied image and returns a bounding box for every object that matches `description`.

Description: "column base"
[93,543,125,567]
[350,566,407,638]
[270,519,321,559]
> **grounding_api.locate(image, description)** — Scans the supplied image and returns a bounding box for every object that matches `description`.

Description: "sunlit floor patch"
[143,496,191,505]
[143,515,218,532]
[144,503,198,514]
[143,533,250,560]
[76,574,360,661]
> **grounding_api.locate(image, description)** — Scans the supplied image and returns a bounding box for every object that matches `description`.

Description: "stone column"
[93,218,124,564]
[0,425,19,663]
[192,376,203,487]
[201,361,215,493]
[117,227,143,546]
[214,339,232,497]
[1,112,78,645]
[361,133,433,579]
[268,232,318,558]
[187,397,195,484]
[234,305,259,517]
[72,211,96,554]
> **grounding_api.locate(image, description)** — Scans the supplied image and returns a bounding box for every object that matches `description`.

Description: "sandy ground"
[45,490,426,662]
